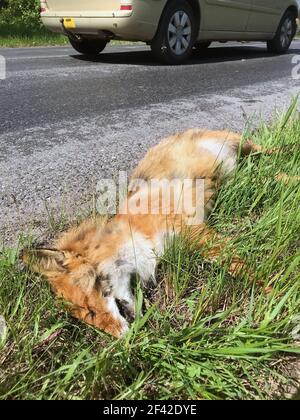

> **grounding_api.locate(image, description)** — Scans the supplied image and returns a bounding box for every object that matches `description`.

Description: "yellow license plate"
[63,18,76,29]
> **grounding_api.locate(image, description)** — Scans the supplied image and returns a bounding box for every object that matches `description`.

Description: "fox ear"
[21,248,68,275]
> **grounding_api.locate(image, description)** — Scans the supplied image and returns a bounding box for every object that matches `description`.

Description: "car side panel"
[200,0,253,32]
[247,0,288,32]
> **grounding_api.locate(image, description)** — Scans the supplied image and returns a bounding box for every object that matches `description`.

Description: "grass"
[0,22,69,48]
[0,21,135,48]
[0,103,300,400]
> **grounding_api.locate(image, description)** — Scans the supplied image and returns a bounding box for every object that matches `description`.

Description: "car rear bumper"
[41,12,157,41]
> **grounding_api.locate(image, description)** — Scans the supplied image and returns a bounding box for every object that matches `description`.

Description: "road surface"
[0,42,300,244]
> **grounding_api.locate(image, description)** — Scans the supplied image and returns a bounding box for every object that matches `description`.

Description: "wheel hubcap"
[280,17,293,49]
[168,11,192,55]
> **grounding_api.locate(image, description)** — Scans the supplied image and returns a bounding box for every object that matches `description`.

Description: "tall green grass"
[0,22,68,47]
[0,104,300,400]
[0,22,131,48]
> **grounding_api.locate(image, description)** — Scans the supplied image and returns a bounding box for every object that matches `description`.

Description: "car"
[40,0,300,64]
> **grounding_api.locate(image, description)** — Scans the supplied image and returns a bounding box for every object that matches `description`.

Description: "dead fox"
[23,129,293,337]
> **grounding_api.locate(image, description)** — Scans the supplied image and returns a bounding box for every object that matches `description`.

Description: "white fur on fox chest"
[199,139,237,175]
[100,230,167,287]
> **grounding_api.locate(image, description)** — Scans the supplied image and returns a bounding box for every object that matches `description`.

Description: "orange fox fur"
[23,129,279,337]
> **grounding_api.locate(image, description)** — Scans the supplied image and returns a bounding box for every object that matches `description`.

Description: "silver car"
[40,0,300,64]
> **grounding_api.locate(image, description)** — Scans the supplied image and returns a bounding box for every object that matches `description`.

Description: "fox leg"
[183,224,250,279]
[275,172,300,184]
[229,127,300,158]
[240,139,264,156]
[240,142,300,185]
[240,139,281,157]
[241,140,300,157]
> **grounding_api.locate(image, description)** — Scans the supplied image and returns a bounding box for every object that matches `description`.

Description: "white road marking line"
[6,54,74,60]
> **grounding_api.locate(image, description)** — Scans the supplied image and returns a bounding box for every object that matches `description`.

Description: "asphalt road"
[0,41,300,244]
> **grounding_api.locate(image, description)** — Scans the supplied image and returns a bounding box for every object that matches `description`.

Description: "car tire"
[194,41,211,52]
[69,37,108,55]
[267,10,296,54]
[151,0,197,65]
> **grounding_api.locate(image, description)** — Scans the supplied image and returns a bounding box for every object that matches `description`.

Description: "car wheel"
[194,41,211,52]
[267,10,296,54]
[151,0,197,65]
[69,37,108,56]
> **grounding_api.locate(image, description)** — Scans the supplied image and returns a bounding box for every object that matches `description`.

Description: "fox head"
[22,220,132,338]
